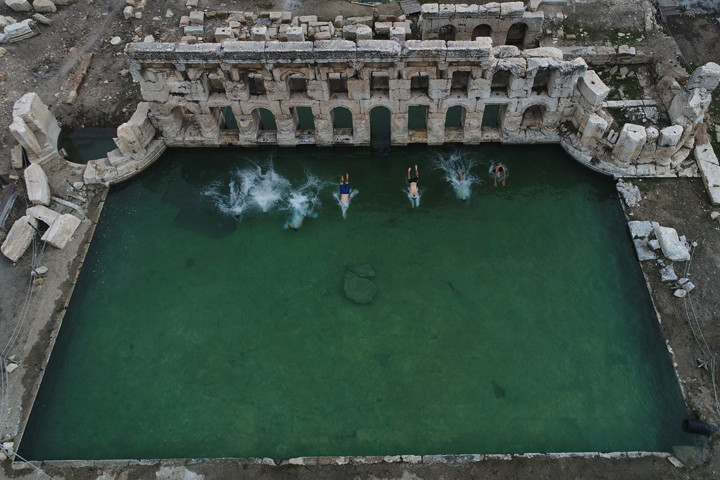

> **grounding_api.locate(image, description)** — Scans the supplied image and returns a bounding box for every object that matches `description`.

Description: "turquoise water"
[20,144,696,460]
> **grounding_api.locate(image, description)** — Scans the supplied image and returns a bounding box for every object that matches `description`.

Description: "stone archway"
[439,24,456,41]
[506,23,528,49]
[472,24,492,40]
[521,105,545,128]
[370,106,391,147]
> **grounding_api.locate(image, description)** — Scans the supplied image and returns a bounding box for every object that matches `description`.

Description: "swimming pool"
[20,143,697,460]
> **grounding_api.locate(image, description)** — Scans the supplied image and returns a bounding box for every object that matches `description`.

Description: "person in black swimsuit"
[408,165,419,207]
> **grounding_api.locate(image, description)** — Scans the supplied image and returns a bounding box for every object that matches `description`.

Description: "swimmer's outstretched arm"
[408,167,411,180]
[415,165,419,177]
[458,168,463,181]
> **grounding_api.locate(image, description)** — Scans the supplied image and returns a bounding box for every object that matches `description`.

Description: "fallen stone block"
[0,15,17,28]
[5,0,32,12]
[1,215,38,262]
[659,264,677,282]
[655,226,691,262]
[27,204,59,226]
[24,163,51,206]
[41,213,81,249]
[628,220,656,239]
[32,0,56,13]
[633,239,656,261]
[11,145,23,169]
[616,179,641,207]
[31,13,52,26]
[189,10,204,25]
[4,18,39,42]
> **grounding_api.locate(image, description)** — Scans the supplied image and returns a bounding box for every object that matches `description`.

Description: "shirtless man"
[407,165,419,207]
[340,173,350,218]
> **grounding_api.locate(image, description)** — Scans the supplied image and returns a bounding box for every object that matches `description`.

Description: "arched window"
[256,108,277,131]
[506,23,528,49]
[472,24,492,40]
[521,105,545,128]
[445,105,466,129]
[370,106,391,147]
[331,107,353,130]
[439,24,456,41]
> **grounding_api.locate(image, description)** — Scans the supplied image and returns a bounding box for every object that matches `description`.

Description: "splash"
[248,163,290,213]
[202,158,291,222]
[283,171,325,230]
[406,190,421,208]
[434,151,481,201]
[489,162,509,187]
[332,189,359,219]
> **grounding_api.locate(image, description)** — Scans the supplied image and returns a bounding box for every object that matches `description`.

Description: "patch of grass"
[257,2,273,9]
[596,68,643,100]
[561,24,645,45]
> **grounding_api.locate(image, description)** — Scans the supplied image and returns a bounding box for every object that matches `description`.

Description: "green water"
[21,144,696,460]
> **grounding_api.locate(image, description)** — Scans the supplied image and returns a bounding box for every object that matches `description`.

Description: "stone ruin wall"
[6,4,720,198]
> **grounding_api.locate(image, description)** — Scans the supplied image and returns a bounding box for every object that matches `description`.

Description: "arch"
[439,24,456,41]
[370,106,391,147]
[521,105,545,128]
[255,108,277,131]
[220,106,238,130]
[331,107,353,130]
[472,24,492,40]
[506,23,528,49]
[445,105,466,129]
[292,106,315,131]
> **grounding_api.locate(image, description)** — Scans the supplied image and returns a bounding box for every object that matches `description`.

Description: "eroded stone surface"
[41,213,81,249]
[1,215,37,262]
[655,226,691,262]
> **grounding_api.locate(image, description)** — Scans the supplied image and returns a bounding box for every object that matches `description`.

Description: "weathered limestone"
[27,204,59,226]
[24,163,51,206]
[419,2,543,49]
[695,143,720,205]
[4,0,31,12]
[9,92,61,164]
[611,124,647,166]
[41,213,81,249]
[32,0,56,13]
[1,215,38,262]
[4,18,39,42]
[655,226,691,262]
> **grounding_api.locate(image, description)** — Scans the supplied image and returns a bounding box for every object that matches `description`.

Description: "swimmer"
[340,173,350,219]
[230,193,241,220]
[285,211,305,231]
[458,168,468,201]
[492,164,507,187]
[408,164,420,208]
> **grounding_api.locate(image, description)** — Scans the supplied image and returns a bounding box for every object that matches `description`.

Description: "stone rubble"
[655,226,691,262]
[1,215,38,262]
[616,179,642,207]
[24,163,51,206]
[41,212,81,249]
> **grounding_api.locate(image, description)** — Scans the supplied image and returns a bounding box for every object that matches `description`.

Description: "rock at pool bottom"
[343,264,377,304]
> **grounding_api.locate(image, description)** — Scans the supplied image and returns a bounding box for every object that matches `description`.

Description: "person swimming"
[492,164,507,187]
[408,164,420,207]
[340,173,350,219]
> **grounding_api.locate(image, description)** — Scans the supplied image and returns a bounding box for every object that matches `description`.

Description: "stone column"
[463,112,483,144]
[314,115,334,145]
[611,124,647,166]
[276,114,297,146]
[9,92,61,165]
[391,113,408,145]
[580,113,608,147]
[427,112,446,145]
[353,113,370,146]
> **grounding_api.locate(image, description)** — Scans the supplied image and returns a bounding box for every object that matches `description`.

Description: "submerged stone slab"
[41,213,81,249]
[344,270,377,304]
[24,163,50,206]
[1,215,37,262]
[655,226,691,262]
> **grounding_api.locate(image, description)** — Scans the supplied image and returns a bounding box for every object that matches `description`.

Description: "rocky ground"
[1,1,720,479]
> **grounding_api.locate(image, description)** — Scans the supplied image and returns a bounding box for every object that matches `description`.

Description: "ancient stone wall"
[125,39,586,148]
[418,2,544,49]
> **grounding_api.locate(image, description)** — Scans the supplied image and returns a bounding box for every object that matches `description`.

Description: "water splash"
[248,163,290,213]
[434,151,481,201]
[283,171,325,230]
[489,162,509,187]
[203,158,291,222]
[406,190,421,208]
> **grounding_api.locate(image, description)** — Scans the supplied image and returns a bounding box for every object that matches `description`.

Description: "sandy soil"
[1,1,720,479]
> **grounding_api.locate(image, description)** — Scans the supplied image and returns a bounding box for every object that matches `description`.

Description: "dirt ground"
[2,1,720,479]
